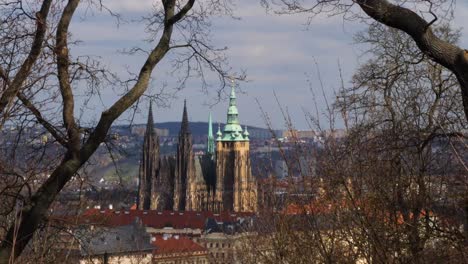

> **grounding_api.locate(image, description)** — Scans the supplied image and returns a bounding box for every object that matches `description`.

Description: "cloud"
[453,1,468,46]
[69,0,468,129]
[98,0,155,12]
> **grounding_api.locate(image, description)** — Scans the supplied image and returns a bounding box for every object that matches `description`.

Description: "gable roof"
[79,222,155,256]
[77,209,254,230]
[152,235,207,256]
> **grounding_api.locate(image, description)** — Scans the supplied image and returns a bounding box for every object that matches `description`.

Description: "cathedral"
[137,85,257,212]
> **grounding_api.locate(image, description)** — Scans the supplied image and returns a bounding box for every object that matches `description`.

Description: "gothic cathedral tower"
[173,100,195,211]
[215,81,257,212]
[137,102,160,210]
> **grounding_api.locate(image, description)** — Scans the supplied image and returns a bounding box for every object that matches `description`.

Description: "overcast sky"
[70,1,468,130]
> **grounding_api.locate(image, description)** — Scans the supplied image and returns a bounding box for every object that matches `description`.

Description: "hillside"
[114,122,282,138]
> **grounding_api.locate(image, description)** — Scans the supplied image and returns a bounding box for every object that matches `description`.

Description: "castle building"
[137,102,160,210]
[214,85,257,212]
[173,100,194,211]
[138,84,257,212]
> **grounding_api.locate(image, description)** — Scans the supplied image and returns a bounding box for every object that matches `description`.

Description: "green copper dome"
[218,81,248,142]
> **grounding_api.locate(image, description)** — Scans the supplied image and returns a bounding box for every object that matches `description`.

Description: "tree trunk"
[0,155,81,264]
[0,0,200,260]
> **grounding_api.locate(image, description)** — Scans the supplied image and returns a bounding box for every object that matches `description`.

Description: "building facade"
[214,85,257,212]
[138,84,257,212]
[137,102,160,210]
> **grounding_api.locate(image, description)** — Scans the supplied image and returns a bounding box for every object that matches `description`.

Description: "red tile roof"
[284,200,439,227]
[283,199,354,215]
[77,209,254,229]
[152,236,207,256]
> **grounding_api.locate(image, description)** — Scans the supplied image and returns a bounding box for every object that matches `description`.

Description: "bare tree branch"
[0,1,190,262]
[0,0,53,123]
[16,93,67,147]
[355,0,468,119]
[167,0,195,26]
[56,0,80,154]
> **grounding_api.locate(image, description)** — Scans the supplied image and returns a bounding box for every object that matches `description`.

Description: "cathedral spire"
[220,78,247,141]
[173,99,193,211]
[227,79,239,125]
[207,113,215,155]
[243,125,249,140]
[180,99,190,134]
[138,100,160,210]
[146,101,155,135]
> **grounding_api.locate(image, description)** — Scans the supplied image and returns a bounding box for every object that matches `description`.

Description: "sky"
[70,0,468,130]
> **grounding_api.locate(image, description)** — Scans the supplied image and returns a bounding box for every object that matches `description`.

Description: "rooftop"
[75,209,255,230]
[79,221,155,256]
[152,235,208,256]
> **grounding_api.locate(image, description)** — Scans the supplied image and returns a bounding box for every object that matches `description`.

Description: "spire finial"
[146,100,155,135]
[229,77,236,100]
[180,99,190,134]
[207,113,215,155]
[219,76,247,141]
[208,113,213,137]
[216,122,222,140]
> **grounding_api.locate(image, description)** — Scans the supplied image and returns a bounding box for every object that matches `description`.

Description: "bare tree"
[241,22,467,264]
[0,0,237,263]
[335,22,467,263]
[259,0,468,121]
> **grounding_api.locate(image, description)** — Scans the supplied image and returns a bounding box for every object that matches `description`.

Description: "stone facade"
[215,141,257,212]
[137,102,160,210]
[173,101,194,211]
[152,156,175,210]
[213,82,257,212]
[80,253,153,264]
[137,84,257,212]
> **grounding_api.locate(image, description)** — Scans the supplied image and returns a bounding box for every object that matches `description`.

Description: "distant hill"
[113,122,282,138]
[156,121,214,136]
